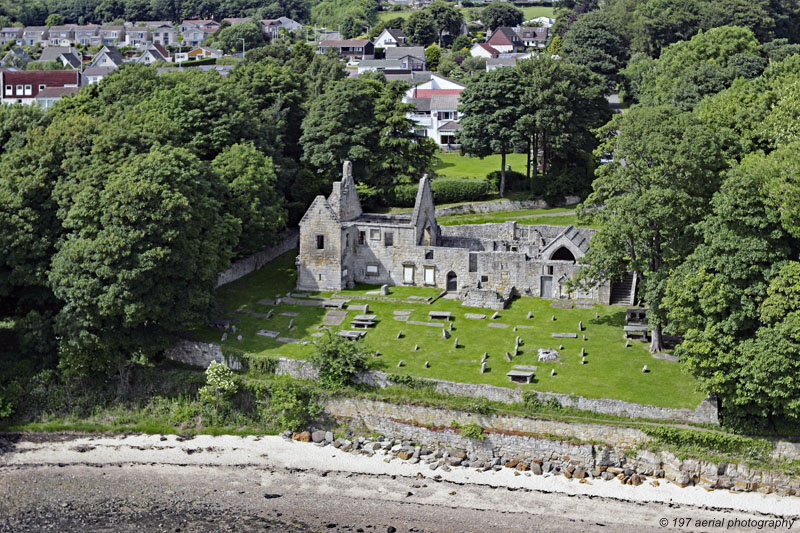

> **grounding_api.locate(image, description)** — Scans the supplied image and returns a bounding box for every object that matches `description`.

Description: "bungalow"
[485,27,525,53]
[374,28,406,48]
[223,17,252,25]
[135,43,170,65]
[74,25,100,46]
[1,48,31,68]
[0,27,23,46]
[98,26,125,45]
[21,27,49,46]
[318,39,374,61]
[261,17,303,40]
[516,26,548,48]
[486,53,533,71]
[357,59,406,75]
[385,46,426,70]
[48,25,75,46]
[403,73,465,147]
[176,46,223,62]
[1,70,82,105]
[89,46,125,69]
[82,66,115,85]
[35,86,80,109]
[470,42,500,58]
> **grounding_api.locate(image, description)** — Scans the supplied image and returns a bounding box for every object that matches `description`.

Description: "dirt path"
[1,433,797,532]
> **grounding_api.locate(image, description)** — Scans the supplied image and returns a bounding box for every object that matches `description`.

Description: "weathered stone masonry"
[296,161,611,308]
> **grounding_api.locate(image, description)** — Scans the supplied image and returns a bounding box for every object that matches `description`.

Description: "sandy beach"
[0,433,797,532]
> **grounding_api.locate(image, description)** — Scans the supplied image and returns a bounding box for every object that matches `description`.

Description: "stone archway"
[551,246,576,262]
[446,271,458,292]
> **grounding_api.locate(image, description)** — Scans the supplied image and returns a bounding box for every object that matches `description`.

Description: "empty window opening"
[425,250,434,260]
[316,235,325,249]
[358,231,365,245]
[551,246,576,262]
[469,253,478,273]
[547,265,554,275]
[481,275,488,282]
[370,229,380,240]
[384,232,393,246]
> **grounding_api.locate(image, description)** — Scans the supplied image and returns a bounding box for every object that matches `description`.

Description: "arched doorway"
[551,246,576,262]
[446,271,458,291]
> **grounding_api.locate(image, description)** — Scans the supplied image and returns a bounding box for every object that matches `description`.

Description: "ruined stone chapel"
[296,162,616,309]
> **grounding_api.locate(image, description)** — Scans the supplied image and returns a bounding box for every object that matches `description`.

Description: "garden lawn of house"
[191,251,704,410]
[434,152,528,179]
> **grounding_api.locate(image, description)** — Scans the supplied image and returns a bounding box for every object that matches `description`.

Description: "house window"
[4,85,11,95]
[384,232,393,246]
[38,84,45,90]
[370,229,380,240]
[440,134,457,145]
[316,235,325,249]
[358,231,365,245]
[24,85,31,96]
[403,265,414,283]
[366,264,379,276]
[547,266,554,275]
[16,85,22,94]
[423,266,435,285]
[481,275,489,282]
[425,250,434,260]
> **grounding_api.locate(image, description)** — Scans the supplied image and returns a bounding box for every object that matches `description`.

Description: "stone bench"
[428,311,451,321]
[506,370,535,384]
[337,330,366,340]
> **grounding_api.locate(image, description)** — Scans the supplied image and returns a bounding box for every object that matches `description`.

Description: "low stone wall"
[325,398,800,495]
[163,344,718,425]
[216,230,299,287]
[428,197,582,219]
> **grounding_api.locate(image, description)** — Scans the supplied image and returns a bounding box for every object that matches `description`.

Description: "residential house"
[1,70,82,105]
[48,25,75,46]
[318,39,374,61]
[124,25,150,47]
[515,26,548,48]
[1,48,31,68]
[403,73,465,146]
[385,46,426,70]
[374,28,406,48]
[357,59,406,75]
[180,20,219,47]
[525,17,555,28]
[135,43,170,64]
[36,47,81,69]
[0,27,23,46]
[486,53,532,71]
[98,26,125,45]
[223,17,251,25]
[187,46,222,59]
[485,27,525,53]
[261,17,303,40]
[74,25,100,46]
[82,66,115,85]
[21,27,49,46]
[35,86,80,109]
[470,42,500,58]
[89,46,125,69]
[150,23,178,47]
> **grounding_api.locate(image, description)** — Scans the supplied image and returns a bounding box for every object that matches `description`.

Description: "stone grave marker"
[398,361,404,367]
[551,315,556,321]
[488,323,509,329]
[625,340,630,348]
[424,361,429,368]
[414,344,419,351]
[580,347,585,356]
[266,309,274,319]
[257,330,280,338]
[280,312,299,317]
[583,334,587,341]
[448,322,453,331]
[288,318,294,329]
[480,362,486,374]
[550,369,555,376]
[232,325,237,333]
[552,333,578,338]
[380,284,390,295]
[642,365,648,373]
[465,313,486,320]
[595,312,600,319]
[581,357,586,365]
[513,327,517,332]
[453,337,458,349]
[578,321,583,331]
[237,335,242,341]
[481,352,488,363]
[506,352,512,362]
[558,344,563,350]
[527,311,532,319]
[491,312,500,319]
[396,331,403,339]
[442,329,449,339]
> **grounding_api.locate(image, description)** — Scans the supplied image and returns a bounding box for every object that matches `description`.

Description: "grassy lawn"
[191,251,704,410]
[438,206,604,230]
[434,152,529,179]
[378,5,554,23]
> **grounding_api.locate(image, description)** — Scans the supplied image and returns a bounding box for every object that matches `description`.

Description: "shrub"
[487,169,528,193]
[387,374,434,390]
[198,361,238,411]
[308,332,368,390]
[642,426,775,460]
[431,178,491,204]
[264,380,322,432]
[522,390,542,411]
[465,396,492,415]
[461,423,487,440]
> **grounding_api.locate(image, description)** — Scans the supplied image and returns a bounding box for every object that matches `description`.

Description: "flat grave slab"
[311,332,325,337]
[393,310,413,316]
[408,320,444,327]
[652,352,679,362]
[291,293,309,298]
[464,313,486,320]
[428,311,451,321]
[552,332,578,338]
[515,325,534,329]
[337,330,366,340]
[279,312,299,317]
[257,299,276,306]
[322,310,347,326]
[322,299,349,309]
[550,303,574,310]
[277,337,300,343]
[365,290,381,295]
[408,296,432,302]
[576,303,595,309]
[506,370,535,384]
[488,323,510,329]
[256,330,280,338]
[393,316,409,322]
[282,297,323,307]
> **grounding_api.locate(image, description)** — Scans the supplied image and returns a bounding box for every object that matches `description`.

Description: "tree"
[482,2,523,32]
[45,13,64,26]
[577,107,725,353]
[425,43,441,71]
[211,143,287,257]
[49,145,238,377]
[300,78,378,181]
[404,10,437,46]
[199,361,238,413]
[452,34,471,52]
[428,0,463,46]
[211,21,265,53]
[458,68,524,197]
[304,48,346,98]
[562,11,628,90]
[308,332,368,389]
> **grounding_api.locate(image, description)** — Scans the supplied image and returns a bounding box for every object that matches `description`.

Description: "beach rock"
[505,459,519,469]
[397,450,413,461]
[573,468,586,480]
[601,472,615,481]
[446,457,462,467]
[531,463,543,475]
[311,430,326,443]
[292,431,311,442]
[516,462,530,472]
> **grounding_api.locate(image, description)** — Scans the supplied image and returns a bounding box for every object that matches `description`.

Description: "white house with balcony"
[403,73,465,147]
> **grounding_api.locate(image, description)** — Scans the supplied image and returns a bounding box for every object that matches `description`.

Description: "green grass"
[434,152,529,179]
[378,5,554,23]
[437,206,604,230]
[191,250,705,410]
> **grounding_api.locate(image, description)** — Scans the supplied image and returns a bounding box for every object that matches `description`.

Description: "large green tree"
[481,2,523,31]
[578,107,726,352]
[404,10,437,46]
[428,0,463,47]
[562,11,628,90]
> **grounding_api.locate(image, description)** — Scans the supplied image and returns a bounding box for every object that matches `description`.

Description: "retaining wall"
[216,230,299,287]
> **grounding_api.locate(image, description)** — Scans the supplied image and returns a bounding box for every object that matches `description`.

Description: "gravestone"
[424,361,429,368]
[550,369,555,376]
[380,284,389,295]
[506,352,512,362]
[414,344,419,351]
[578,321,583,331]
[642,365,648,373]
[480,362,486,374]
[221,333,227,342]
[442,329,449,339]
[583,334,587,341]
[481,352,488,363]
[453,338,458,349]
[491,312,499,320]
[595,313,599,319]
[266,309,274,319]
[580,347,585,356]
[527,311,532,319]
[513,346,519,357]
[581,357,586,365]
[448,322,453,331]
[465,313,486,320]
[237,335,242,341]
[625,340,630,348]
[516,336,521,344]
[288,319,294,330]
[232,325,237,333]
[398,360,404,367]
[551,315,556,321]
[375,350,381,357]
[397,331,403,339]
[513,327,517,332]
[537,348,559,362]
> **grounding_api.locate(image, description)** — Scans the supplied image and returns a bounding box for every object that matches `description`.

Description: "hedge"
[392,178,492,207]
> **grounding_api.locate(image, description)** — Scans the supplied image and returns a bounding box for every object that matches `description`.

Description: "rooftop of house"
[385,46,425,59]
[83,66,116,76]
[1,69,81,86]
[319,39,372,47]
[487,27,523,46]
[380,28,406,40]
[36,86,80,98]
[473,42,500,55]
[410,88,463,98]
[36,46,77,62]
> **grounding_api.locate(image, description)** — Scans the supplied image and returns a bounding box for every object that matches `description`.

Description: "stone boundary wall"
[428,196,582,219]
[216,230,299,287]
[163,346,718,425]
[330,402,800,495]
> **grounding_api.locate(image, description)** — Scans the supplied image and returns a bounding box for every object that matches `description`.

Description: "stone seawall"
[164,345,718,425]
[216,230,299,287]
[324,398,800,495]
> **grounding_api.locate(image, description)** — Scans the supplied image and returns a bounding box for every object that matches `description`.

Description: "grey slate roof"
[385,71,431,83]
[385,46,424,60]
[408,97,430,112]
[429,93,460,110]
[438,121,462,131]
[60,52,81,68]
[37,46,76,62]
[358,59,403,68]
